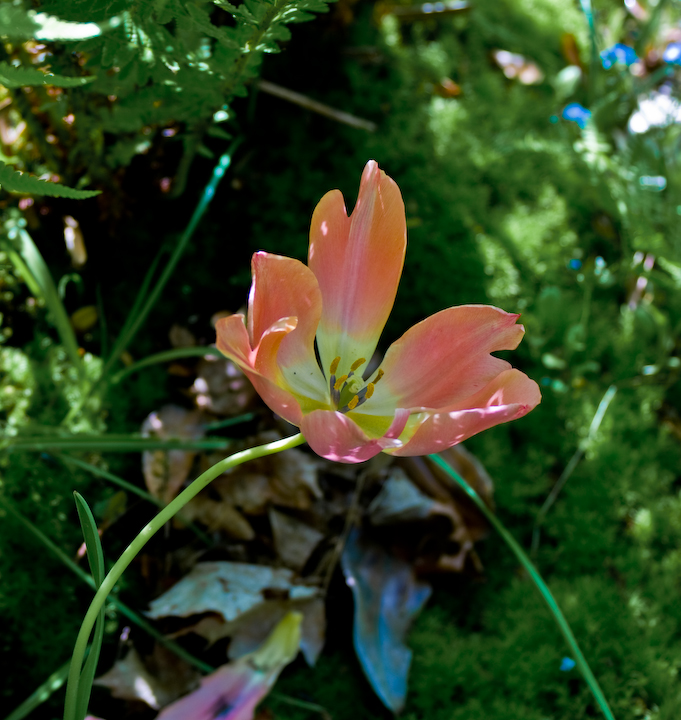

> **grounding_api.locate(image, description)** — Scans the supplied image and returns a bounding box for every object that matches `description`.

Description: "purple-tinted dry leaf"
[368,467,436,524]
[341,529,431,713]
[226,597,326,667]
[146,561,317,622]
[269,508,324,571]
[95,645,199,709]
[156,613,301,720]
[141,405,205,504]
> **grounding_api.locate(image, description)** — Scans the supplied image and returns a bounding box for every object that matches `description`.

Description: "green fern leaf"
[0,62,95,89]
[0,5,120,41]
[0,163,100,199]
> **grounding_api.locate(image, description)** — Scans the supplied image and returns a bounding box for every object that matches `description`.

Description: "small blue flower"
[560,657,577,672]
[562,102,591,129]
[600,43,638,70]
[568,258,582,270]
[664,42,681,66]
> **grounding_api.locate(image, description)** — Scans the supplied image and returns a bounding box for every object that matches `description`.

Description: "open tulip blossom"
[216,162,541,463]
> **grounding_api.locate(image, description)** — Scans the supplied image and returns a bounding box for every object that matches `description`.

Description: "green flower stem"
[110,346,223,384]
[63,432,306,720]
[428,453,616,720]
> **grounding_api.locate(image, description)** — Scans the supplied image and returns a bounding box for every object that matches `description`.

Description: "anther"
[365,383,375,399]
[374,369,384,384]
[350,357,366,372]
[330,356,341,375]
[334,374,348,391]
[347,395,360,411]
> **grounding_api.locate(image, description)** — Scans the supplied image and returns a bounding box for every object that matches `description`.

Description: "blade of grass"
[4,659,71,720]
[57,454,212,545]
[0,496,215,677]
[73,492,105,720]
[203,412,257,431]
[6,228,84,378]
[428,453,616,720]
[6,434,231,452]
[110,346,223,384]
[99,137,242,386]
[531,384,617,555]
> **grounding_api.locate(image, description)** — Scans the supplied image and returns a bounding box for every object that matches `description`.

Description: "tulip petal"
[309,161,407,377]
[388,369,541,457]
[300,408,410,463]
[366,306,526,415]
[249,252,328,404]
[216,314,304,426]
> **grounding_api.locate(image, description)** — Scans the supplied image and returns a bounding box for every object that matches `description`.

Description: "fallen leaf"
[146,561,318,622]
[95,644,200,709]
[269,508,324,571]
[180,495,255,540]
[157,612,302,720]
[141,405,205,504]
[341,528,431,713]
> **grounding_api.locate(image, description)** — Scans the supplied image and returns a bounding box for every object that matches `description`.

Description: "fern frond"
[0,62,95,89]
[0,5,119,41]
[0,163,100,199]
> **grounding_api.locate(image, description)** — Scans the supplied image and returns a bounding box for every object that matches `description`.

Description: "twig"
[257,80,376,132]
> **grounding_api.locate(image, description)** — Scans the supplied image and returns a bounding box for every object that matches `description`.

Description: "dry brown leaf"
[202,434,322,515]
[269,508,324,571]
[141,405,205,504]
[180,494,255,540]
[95,644,200,709]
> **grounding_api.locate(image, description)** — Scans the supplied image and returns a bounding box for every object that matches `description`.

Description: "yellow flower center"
[328,356,383,412]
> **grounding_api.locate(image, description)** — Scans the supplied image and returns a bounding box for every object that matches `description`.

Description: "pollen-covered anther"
[365,382,375,399]
[373,369,384,384]
[334,374,348,391]
[347,395,360,411]
[350,357,366,372]
[330,356,341,375]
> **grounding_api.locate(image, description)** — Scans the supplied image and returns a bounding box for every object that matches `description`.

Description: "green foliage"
[0,162,100,198]
[0,61,95,88]
[0,4,116,41]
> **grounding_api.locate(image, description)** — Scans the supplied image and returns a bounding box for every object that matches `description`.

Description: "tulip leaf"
[73,492,106,720]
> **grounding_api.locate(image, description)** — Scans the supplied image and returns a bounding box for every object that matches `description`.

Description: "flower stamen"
[347,395,360,411]
[350,357,366,372]
[334,374,348,391]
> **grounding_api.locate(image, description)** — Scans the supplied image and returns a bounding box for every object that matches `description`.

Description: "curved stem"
[428,453,615,720]
[63,432,306,720]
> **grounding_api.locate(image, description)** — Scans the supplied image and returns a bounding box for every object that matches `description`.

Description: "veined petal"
[367,305,526,415]
[300,408,409,464]
[215,314,304,426]
[309,161,407,377]
[388,369,540,456]
[248,252,327,402]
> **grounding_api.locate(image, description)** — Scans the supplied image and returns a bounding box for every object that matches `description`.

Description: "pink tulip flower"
[216,161,541,463]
